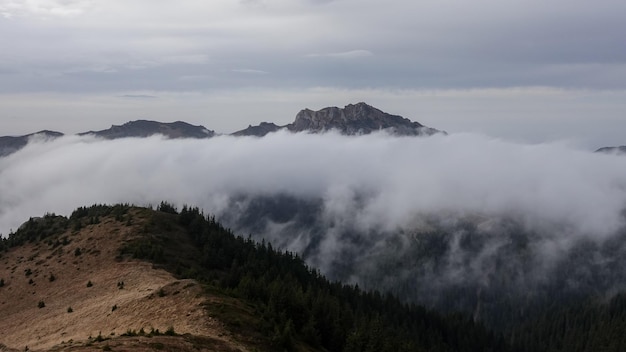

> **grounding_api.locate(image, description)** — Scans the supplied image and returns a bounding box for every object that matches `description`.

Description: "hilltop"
[0,206,245,351]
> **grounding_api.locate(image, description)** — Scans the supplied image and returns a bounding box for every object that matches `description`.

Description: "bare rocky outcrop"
[287,102,442,136]
[231,102,443,137]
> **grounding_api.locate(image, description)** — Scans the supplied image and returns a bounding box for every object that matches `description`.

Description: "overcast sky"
[1,0,625,148]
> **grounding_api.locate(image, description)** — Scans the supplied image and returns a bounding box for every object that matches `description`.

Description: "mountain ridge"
[233,102,443,136]
[0,103,442,157]
[0,131,64,157]
[595,145,626,154]
[78,120,216,140]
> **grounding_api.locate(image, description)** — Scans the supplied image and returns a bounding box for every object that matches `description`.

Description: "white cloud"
[161,54,210,65]
[306,50,373,59]
[2,0,625,96]
[2,131,625,296]
[0,0,94,18]
[1,132,625,240]
[231,68,269,74]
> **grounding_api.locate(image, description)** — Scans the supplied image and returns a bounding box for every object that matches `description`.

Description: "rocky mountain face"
[595,146,626,154]
[0,130,64,157]
[289,102,441,136]
[232,102,443,137]
[79,120,215,140]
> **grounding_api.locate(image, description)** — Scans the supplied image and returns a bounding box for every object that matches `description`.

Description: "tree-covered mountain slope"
[0,203,506,352]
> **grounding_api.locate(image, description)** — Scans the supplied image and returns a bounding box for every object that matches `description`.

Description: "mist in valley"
[1,131,626,328]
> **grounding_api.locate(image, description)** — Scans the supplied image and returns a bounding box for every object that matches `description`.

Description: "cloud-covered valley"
[2,131,626,325]
[1,131,624,239]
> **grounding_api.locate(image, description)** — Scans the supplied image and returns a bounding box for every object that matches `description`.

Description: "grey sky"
[1,0,625,147]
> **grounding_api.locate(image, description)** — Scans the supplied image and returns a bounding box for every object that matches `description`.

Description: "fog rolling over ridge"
[2,131,626,325]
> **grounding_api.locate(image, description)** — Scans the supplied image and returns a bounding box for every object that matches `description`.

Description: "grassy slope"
[0,207,259,352]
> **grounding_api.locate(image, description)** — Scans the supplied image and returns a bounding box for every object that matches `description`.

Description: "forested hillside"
[133,203,509,352]
[0,203,504,352]
[2,203,626,351]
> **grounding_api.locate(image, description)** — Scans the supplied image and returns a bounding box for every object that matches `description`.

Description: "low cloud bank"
[3,130,626,322]
[1,131,624,239]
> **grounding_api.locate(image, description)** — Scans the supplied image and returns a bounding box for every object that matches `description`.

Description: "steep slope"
[6,203,626,351]
[79,120,215,139]
[214,192,626,337]
[0,207,247,352]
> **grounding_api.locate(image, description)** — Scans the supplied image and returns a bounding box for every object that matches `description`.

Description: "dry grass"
[0,210,247,352]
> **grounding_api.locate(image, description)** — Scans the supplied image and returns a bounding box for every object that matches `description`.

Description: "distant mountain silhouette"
[1,103,445,157]
[231,122,282,137]
[595,145,626,154]
[79,120,215,139]
[0,130,63,157]
[232,102,443,137]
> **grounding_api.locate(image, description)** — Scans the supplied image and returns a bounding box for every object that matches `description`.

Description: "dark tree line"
[510,293,626,352]
[128,204,508,352]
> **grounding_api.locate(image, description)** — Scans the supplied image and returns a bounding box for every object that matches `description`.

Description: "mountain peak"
[232,102,443,137]
[80,120,215,139]
[288,102,441,136]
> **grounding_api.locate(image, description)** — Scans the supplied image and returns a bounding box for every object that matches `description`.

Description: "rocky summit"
[290,102,441,136]
[233,102,443,137]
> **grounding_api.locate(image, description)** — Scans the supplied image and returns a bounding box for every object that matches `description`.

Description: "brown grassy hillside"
[0,208,247,352]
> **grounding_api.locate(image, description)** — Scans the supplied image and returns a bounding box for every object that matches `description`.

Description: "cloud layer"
[1,132,625,241]
[3,131,626,319]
